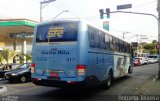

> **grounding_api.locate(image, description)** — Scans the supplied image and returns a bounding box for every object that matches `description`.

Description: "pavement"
[0,76,160,95]
[0,78,7,94]
[135,75,160,95]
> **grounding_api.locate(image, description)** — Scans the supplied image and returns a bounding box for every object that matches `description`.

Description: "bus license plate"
[47,77,60,80]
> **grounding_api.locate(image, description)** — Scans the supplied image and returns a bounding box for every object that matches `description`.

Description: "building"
[0,19,37,55]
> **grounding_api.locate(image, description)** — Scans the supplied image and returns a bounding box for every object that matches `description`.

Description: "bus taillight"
[31,63,35,73]
[50,72,59,77]
[77,65,86,76]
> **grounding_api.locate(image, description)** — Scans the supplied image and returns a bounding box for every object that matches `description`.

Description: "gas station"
[0,19,37,55]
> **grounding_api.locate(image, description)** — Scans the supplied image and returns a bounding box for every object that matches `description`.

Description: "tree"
[24,54,32,62]
[143,43,158,54]
[0,54,5,64]
[19,53,32,63]
[152,40,157,43]
[0,48,19,64]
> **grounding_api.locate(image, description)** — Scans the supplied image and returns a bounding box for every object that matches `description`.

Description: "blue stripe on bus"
[88,51,128,56]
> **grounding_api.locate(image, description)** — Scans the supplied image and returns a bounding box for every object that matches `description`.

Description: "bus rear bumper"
[32,76,101,88]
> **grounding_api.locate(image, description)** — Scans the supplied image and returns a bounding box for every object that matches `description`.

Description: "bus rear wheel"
[106,73,112,88]
[102,72,112,89]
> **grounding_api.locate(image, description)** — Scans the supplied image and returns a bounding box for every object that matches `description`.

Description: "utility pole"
[40,0,56,22]
[157,0,160,79]
[136,34,139,57]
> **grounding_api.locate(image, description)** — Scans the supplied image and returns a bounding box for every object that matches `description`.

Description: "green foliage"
[23,53,32,62]
[152,40,157,43]
[0,48,19,64]
[19,53,32,63]
[0,54,5,64]
[150,49,158,54]
[143,43,155,50]
[143,43,158,54]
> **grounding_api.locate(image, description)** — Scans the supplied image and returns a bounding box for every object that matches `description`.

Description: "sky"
[0,0,158,43]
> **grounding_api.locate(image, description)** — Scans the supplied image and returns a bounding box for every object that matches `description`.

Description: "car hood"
[5,68,28,74]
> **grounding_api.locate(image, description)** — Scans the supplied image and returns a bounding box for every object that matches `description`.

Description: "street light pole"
[40,3,42,22]
[53,10,69,19]
[40,0,56,22]
[123,32,130,39]
[157,0,160,79]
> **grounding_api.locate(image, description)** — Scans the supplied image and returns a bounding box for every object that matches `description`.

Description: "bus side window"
[128,44,131,53]
[116,39,120,52]
[113,37,117,51]
[93,29,100,48]
[109,36,113,50]
[99,32,105,49]
[105,34,110,50]
[88,26,95,47]
[120,40,123,52]
[127,44,130,53]
[124,43,127,53]
[88,26,100,48]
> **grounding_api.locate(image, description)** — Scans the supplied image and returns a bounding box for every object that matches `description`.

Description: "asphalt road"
[0,63,159,101]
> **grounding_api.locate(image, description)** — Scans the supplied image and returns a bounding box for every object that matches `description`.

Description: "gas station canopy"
[0,19,37,41]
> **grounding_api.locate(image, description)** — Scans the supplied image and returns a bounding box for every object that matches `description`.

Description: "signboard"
[48,27,64,39]
[117,4,132,10]
[10,32,33,38]
[103,21,109,31]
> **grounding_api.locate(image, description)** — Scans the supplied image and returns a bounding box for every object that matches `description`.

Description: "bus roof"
[36,18,132,45]
[37,18,82,26]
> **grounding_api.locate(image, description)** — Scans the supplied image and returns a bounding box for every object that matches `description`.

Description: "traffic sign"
[103,21,109,31]
[117,4,132,10]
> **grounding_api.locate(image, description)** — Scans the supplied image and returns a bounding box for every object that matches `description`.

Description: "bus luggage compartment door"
[34,47,78,78]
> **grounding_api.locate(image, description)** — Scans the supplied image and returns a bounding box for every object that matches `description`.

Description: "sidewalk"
[135,76,160,95]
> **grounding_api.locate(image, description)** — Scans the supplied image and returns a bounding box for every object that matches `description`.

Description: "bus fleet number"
[66,58,76,62]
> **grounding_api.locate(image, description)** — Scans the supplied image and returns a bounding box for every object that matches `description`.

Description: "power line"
[56,1,84,18]
[52,2,66,12]
[83,15,99,19]
[133,0,157,9]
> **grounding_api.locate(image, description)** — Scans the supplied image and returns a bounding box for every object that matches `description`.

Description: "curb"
[0,86,7,93]
[153,75,159,82]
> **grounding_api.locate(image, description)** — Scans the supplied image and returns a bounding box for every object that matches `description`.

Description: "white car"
[144,59,149,65]
[148,58,156,64]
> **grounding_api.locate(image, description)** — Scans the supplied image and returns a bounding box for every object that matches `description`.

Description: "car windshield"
[134,59,139,61]
[18,64,30,69]
[134,58,140,59]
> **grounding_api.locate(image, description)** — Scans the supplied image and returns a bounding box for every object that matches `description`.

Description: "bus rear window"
[36,22,78,42]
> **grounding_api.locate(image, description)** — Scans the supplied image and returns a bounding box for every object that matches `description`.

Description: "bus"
[31,19,133,88]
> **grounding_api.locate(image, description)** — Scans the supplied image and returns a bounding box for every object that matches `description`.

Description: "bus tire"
[106,73,112,88]
[128,66,132,74]
[102,70,112,89]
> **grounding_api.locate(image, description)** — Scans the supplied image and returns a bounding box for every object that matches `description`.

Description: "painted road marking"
[0,86,7,93]
[2,86,41,95]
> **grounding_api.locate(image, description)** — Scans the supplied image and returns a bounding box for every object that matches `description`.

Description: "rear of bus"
[31,20,87,87]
